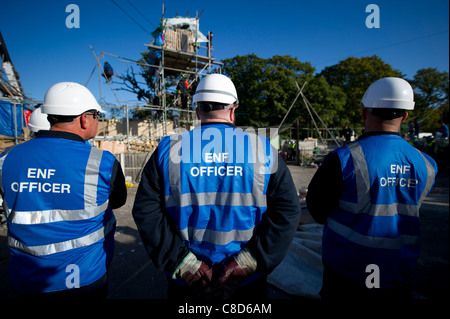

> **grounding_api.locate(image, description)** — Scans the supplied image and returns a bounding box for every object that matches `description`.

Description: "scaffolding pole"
[87,9,221,148]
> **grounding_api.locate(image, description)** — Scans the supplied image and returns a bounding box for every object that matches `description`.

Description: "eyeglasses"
[84,110,101,119]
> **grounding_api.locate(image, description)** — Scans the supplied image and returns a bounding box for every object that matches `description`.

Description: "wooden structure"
[147,43,221,77]
[91,12,224,143]
[164,29,195,53]
[143,13,223,136]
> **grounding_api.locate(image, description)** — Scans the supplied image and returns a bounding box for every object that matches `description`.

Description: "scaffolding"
[144,10,223,136]
[1,11,223,155]
[0,30,33,151]
[89,10,223,153]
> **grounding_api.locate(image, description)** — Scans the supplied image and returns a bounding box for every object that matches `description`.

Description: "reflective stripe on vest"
[5,147,107,224]
[2,147,113,256]
[327,141,436,249]
[166,132,271,209]
[7,216,115,256]
[178,226,256,246]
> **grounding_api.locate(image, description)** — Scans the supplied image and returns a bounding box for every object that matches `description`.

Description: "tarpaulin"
[267,223,324,299]
[0,100,24,137]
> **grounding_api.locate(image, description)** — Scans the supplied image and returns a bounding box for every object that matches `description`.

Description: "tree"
[222,54,266,126]
[305,75,347,129]
[117,50,181,119]
[222,54,346,134]
[410,68,449,132]
[320,55,404,128]
[117,54,155,105]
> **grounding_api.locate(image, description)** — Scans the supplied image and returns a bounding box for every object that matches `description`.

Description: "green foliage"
[119,49,448,134]
[320,55,404,127]
[222,54,345,132]
[304,75,347,128]
[410,68,449,132]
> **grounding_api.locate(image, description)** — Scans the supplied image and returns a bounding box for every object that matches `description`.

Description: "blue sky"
[0,0,448,107]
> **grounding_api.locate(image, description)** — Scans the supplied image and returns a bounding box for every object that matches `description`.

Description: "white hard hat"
[28,107,50,132]
[41,82,104,116]
[361,77,415,110]
[192,74,238,106]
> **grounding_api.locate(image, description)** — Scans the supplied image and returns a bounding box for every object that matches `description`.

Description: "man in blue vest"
[306,77,437,300]
[0,82,127,299]
[133,74,301,300]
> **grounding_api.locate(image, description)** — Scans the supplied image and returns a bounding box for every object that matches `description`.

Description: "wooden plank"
[163,29,195,53]
[145,44,223,66]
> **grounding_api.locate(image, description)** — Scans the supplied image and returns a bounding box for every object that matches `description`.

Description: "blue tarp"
[0,100,24,137]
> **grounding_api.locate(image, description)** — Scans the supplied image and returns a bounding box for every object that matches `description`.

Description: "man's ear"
[80,114,88,130]
[229,107,235,123]
[401,111,409,123]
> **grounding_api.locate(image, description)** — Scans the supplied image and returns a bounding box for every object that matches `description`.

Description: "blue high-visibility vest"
[157,124,276,265]
[0,136,116,293]
[323,134,437,289]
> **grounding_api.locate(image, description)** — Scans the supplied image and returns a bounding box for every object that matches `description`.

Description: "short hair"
[47,114,77,125]
[46,109,98,125]
[196,102,230,113]
[368,108,406,120]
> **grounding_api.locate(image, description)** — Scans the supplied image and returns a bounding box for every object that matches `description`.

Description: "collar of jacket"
[200,122,236,128]
[36,130,85,142]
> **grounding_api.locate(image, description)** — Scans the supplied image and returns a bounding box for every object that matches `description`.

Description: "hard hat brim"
[192,91,237,105]
[362,99,415,110]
